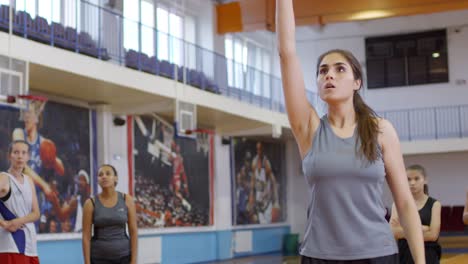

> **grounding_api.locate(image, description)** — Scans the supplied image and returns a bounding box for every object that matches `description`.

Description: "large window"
[15,0,61,24]
[123,0,196,66]
[366,29,448,89]
[225,35,272,96]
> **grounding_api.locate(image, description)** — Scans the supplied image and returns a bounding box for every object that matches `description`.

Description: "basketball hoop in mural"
[180,128,213,156]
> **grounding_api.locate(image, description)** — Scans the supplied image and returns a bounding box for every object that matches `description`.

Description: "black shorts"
[91,255,131,264]
[301,254,399,264]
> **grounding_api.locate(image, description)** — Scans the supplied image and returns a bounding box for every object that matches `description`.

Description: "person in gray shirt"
[82,164,138,264]
[276,1,425,263]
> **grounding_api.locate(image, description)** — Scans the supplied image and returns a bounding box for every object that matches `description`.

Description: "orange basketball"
[40,139,56,168]
[271,206,281,223]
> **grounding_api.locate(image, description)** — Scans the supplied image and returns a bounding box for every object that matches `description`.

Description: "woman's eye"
[337,66,345,72]
[319,68,327,75]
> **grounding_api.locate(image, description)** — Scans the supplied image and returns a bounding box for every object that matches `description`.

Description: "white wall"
[97,107,130,194]
[295,9,468,111]
[214,135,233,230]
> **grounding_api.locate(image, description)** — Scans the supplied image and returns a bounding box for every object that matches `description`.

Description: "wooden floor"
[441,254,468,264]
[211,254,468,264]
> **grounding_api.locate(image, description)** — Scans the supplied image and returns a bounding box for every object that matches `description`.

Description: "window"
[366,29,448,89]
[15,0,61,24]
[141,1,154,56]
[225,35,272,96]
[123,0,194,66]
[16,0,36,18]
[124,0,140,52]
[156,7,169,60]
[63,0,80,28]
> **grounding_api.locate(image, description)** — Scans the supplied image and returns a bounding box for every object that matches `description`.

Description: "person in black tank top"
[390,165,442,264]
[81,164,138,264]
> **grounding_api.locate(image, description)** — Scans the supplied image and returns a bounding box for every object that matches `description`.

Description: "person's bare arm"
[381,119,425,264]
[0,173,9,199]
[276,0,319,158]
[82,199,94,264]
[389,203,405,239]
[126,194,138,264]
[422,201,441,241]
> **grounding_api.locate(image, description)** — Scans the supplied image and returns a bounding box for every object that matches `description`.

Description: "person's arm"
[380,119,425,264]
[82,198,94,264]
[0,173,9,199]
[422,201,441,241]
[125,194,138,264]
[5,175,40,232]
[463,191,468,225]
[389,203,405,239]
[276,0,319,158]
[0,173,10,230]
[23,165,53,199]
[264,159,278,204]
[249,160,256,206]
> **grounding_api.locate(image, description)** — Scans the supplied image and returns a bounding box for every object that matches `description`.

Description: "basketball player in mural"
[12,100,76,232]
[169,141,191,211]
[248,142,280,224]
[236,151,254,224]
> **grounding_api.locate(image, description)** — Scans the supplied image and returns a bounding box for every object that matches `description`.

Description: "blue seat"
[14,11,33,36]
[29,16,51,43]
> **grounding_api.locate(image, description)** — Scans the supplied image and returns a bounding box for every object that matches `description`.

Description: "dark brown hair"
[8,140,30,154]
[316,49,380,162]
[407,164,429,195]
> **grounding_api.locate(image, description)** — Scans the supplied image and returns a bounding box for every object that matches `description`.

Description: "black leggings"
[301,254,399,264]
[91,255,131,264]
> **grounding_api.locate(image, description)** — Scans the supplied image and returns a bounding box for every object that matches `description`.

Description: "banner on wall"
[133,114,212,228]
[0,101,92,234]
[232,138,286,225]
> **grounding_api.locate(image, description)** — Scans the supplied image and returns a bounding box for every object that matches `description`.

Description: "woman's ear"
[354,79,362,91]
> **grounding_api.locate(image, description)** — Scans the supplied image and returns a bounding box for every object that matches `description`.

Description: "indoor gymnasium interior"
[0,0,467,263]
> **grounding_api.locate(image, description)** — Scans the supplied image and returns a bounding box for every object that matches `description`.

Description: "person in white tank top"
[0,140,40,264]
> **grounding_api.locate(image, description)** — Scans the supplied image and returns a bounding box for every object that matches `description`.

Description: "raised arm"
[276,0,319,158]
[464,190,468,225]
[380,119,425,264]
[125,194,138,264]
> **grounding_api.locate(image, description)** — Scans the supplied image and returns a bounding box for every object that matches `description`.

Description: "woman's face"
[98,166,117,189]
[9,142,30,170]
[317,53,361,104]
[407,169,426,195]
[23,108,39,132]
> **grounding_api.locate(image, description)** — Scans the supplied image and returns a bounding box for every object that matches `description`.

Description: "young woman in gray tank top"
[82,164,138,264]
[277,1,425,263]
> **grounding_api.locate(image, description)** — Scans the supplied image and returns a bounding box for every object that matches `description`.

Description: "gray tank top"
[91,192,130,260]
[300,116,397,260]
